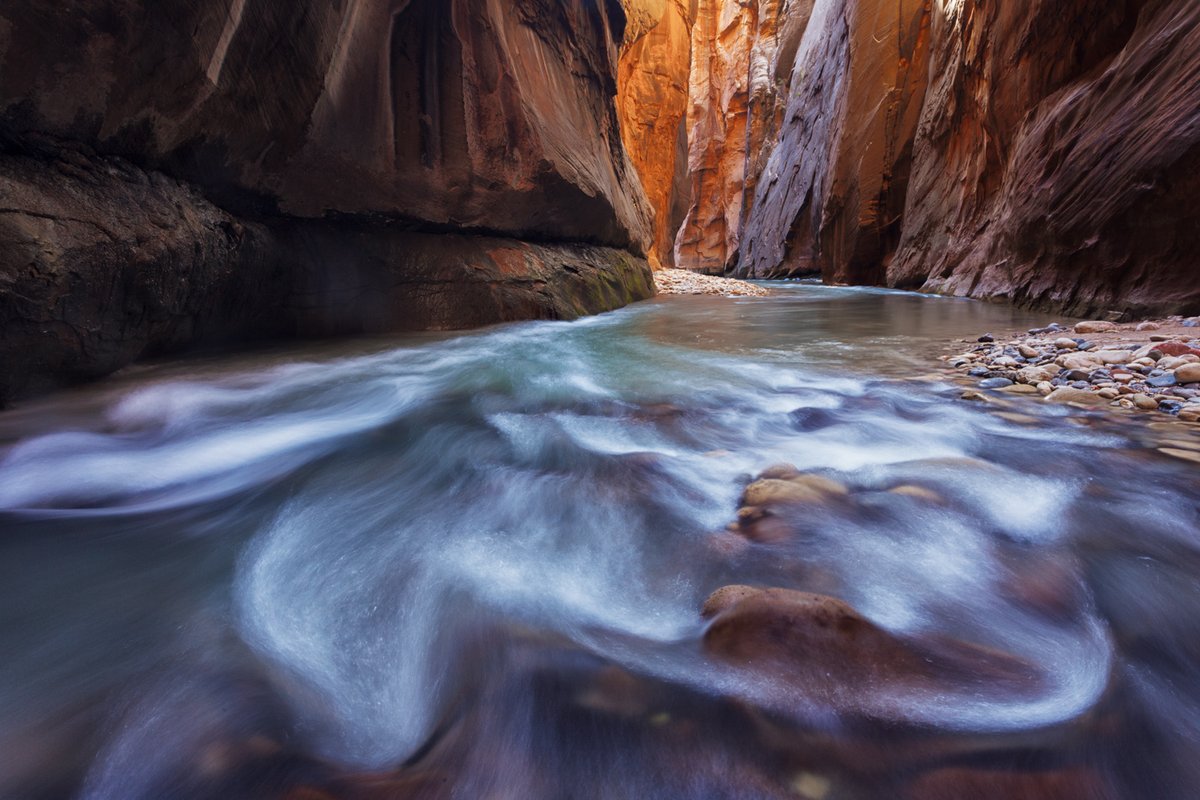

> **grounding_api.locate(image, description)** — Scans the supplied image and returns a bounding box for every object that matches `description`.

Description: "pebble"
[1017,366,1056,384]
[1045,388,1105,406]
[1176,363,1200,384]
[1131,394,1159,410]
[941,316,1200,423]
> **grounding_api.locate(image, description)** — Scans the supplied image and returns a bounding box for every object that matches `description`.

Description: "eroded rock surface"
[673,0,1200,314]
[0,142,652,404]
[889,0,1200,316]
[0,0,657,402]
[0,0,651,248]
[617,0,695,268]
[736,0,930,283]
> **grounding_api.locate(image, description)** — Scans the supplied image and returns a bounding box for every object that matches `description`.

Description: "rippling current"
[2,284,1199,799]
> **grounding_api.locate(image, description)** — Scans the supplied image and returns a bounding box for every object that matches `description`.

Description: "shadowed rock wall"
[0,0,657,403]
[889,0,1200,316]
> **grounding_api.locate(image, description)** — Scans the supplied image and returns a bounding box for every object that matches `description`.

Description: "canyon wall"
[617,0,695,268]
[889,0,1200,316]
[0,0,656,403]
[682,0,1200,315]
[672,0,755,273]
[737,0,930,284]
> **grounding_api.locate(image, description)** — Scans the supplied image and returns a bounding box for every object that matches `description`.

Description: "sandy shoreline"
[653,269,770,297]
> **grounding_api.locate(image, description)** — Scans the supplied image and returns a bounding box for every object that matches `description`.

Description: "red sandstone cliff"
[617,0,695,268]
[680,0,1200,314]
[889,0,1200,316]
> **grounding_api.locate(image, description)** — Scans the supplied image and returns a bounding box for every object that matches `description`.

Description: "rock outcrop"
[617,0,695,268]
[0,0,657,403]
[0,0,651,248]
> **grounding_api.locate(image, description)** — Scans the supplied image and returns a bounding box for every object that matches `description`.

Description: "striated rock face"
[673,0,756,273]
[617,0,695,268]
[673,0,817,274]
[888,0,1200,316]
[0,0,658,402]
[716,0,1200,314]
[735,0,931,282]
[0,0,652,249]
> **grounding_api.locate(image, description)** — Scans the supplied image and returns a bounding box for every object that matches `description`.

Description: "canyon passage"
[3,0,1200,798]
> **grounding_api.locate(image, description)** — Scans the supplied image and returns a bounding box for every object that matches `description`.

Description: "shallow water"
[1,285,1199,799]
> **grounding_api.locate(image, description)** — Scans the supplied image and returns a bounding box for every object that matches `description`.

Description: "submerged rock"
[701,586,1046,718]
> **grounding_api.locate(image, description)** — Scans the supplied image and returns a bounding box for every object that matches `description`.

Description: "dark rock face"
[0,142,652,405]
[735,0,929,283]
[0,0,651,249]
[0,0,656,403]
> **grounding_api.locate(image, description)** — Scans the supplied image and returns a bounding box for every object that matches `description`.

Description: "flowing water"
[1,284,1199,799]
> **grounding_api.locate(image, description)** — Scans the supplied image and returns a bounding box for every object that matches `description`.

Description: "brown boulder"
[701,586,1044,713]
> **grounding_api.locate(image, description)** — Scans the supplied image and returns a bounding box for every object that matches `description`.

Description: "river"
[1,284,1198,799]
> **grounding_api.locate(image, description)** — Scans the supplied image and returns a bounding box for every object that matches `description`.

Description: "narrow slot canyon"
[2,3,1200,800]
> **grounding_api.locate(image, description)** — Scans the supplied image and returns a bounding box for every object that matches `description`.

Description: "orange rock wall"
[617,0,695,268]
[671,0,753,273]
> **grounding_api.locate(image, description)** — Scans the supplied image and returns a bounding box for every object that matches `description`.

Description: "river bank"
[939,316,1200,423]
[653,269,771,296]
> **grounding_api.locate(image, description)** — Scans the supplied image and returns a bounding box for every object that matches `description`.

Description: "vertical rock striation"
[674,0,1200,314]
[673,0,755,273]
[617,0,695,268]
[735,0,930,282]
[889,0,1200,316]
